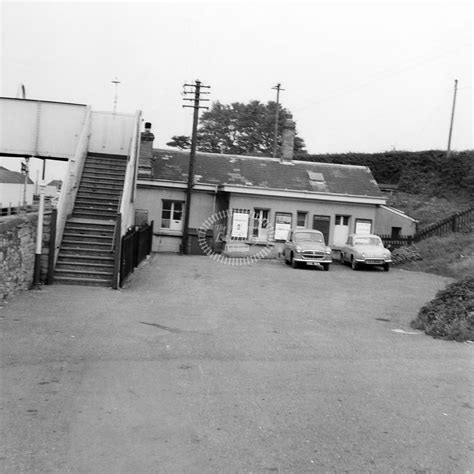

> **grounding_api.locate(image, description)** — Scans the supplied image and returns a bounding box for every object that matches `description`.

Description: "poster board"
[275,213,292,241]
[231,210,250,238]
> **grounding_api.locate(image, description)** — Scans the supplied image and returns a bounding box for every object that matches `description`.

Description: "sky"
[0,0,472,182]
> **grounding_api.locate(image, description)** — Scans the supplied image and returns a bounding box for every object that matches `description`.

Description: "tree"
[166,135,191,150]
[167,100,307,157]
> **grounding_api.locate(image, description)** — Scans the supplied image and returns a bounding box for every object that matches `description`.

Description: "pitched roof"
[150,149,383,197]
[47,179,62,187]
[0,166,34,184]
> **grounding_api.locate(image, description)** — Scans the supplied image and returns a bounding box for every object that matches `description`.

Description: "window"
[252,209,269,240]
[335,215,350,226]
[296,211,307,228]
[161,200,183,231]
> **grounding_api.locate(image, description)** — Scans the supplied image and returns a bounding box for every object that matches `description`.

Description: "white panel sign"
[231,211,249,238]
[355,220,372,235]
[274,213,292,241]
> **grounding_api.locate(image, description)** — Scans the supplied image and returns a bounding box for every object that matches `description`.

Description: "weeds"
[410,277,474,342]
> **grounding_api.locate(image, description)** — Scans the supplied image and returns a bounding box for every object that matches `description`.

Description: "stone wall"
[0,212,52,300]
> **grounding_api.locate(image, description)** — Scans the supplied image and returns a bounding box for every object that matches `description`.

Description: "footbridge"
[0,97,142,287]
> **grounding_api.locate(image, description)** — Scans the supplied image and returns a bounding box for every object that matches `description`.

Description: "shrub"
[391,246,422,265]
[410,277,474,342]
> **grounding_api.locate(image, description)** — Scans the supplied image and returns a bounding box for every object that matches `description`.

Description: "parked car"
[340,234,392,271]
[283,230,333,270]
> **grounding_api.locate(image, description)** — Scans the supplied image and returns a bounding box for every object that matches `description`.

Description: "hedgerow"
[410,277,474,342]
[300,150,474,198]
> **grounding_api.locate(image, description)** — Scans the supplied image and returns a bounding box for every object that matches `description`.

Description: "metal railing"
[54,105,92,265]
[119,221,154,287]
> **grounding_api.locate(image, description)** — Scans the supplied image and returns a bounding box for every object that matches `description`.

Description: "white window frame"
[252,209,269,241]
[161,200,184,231]
[296,211,308,228]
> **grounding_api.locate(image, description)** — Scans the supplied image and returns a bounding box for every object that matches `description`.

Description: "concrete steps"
[54,152,127,286]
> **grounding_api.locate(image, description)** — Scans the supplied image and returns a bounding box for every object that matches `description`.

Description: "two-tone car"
[340,234,392,271]
[283,230,333,270]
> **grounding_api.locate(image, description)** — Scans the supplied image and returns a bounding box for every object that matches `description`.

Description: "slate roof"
[0,166,34,184]
[150,149,383,197]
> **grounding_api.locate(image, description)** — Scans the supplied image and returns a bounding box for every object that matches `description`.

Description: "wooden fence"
[380,207,473,249]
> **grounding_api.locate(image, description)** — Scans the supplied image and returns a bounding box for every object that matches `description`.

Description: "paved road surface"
[1,255,473,473]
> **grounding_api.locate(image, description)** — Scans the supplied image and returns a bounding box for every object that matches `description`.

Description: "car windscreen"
[354,237,382,246]
[294,232,323,243]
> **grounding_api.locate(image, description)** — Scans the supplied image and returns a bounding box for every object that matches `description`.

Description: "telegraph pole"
[112,77,120,115]
[181,79,210,254]
[272,83,285,158]
[446,79,458,158]
[21,157,29,209]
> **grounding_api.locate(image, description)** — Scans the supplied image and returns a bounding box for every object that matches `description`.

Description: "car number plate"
[307,262,319,266]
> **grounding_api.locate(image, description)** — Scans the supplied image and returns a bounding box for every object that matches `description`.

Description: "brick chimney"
[138,122,155,179]
[280,117,295,164]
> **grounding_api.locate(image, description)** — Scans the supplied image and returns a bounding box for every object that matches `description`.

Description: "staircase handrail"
[118,110,142,236]
[54,105,92,265]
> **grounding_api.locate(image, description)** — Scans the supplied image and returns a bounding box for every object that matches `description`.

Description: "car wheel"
[291,254,298,269]
[383,263,390,272]
[351,257,358,270]
[322,263,329,271]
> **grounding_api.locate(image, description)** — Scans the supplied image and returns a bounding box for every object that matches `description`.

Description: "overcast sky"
[1,0,472,181]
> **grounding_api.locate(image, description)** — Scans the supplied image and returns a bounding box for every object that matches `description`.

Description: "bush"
[391,246,422,265]
[410,277,474,342]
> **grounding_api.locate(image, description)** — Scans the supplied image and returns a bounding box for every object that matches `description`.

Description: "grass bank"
[394,232,473,342]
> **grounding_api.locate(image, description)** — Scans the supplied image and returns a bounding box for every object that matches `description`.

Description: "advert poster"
[231,211,249,238]
[274,213,292,241]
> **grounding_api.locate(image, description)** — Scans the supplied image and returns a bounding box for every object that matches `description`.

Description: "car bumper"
[294,258,333,264]
[354,258,392,265]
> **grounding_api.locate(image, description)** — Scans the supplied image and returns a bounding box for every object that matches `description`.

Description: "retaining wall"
[0,212,52,300]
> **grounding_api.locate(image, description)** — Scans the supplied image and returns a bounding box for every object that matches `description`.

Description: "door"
[333,215,350,247]
[312,215,330,245]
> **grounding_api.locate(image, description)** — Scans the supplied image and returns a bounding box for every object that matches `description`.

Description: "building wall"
[136,186,403,255]
[0,212,52,300]
[0,183,34,208]
[136,187,216,253]
[228,194,377,247]
[374,206,417,236]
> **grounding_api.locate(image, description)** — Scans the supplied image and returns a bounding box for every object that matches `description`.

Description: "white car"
[340,234,392,271]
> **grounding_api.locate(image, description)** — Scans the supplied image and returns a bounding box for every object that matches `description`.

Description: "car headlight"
[295,246,302,253]
[325,249,332,255]
[361,252,366,258]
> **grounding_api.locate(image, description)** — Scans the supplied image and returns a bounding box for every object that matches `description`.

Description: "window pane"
[162,201,172,211]
[296,213,305,226]
[173,208,182,220]
[161,219,170,228]
[162,209,171,219]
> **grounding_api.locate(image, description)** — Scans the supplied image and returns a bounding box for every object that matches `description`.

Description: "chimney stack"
[138,122,155,179]
[281,117,295,163]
